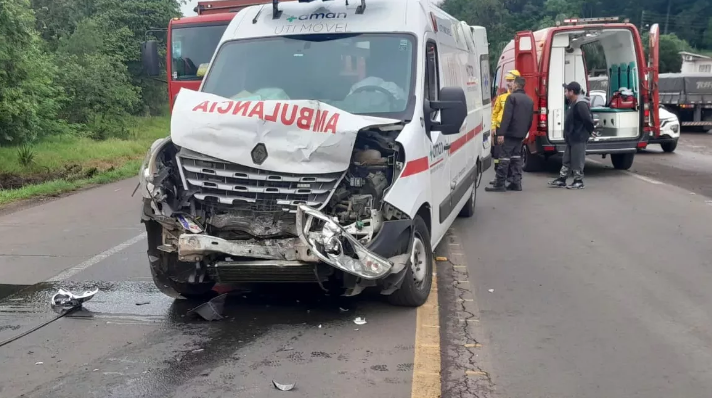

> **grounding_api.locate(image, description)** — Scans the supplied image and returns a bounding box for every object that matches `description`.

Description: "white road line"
[627,173,664,185]
[46,232,147,282]
[587,158,665,185]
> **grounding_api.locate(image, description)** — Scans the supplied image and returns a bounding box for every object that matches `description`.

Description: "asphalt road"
[0,131,710,398]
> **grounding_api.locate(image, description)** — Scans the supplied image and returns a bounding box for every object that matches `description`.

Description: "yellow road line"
[411,270,441,398]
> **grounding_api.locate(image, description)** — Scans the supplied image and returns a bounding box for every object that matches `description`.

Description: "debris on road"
[51,288,99,311]
[435,256,448,262]
[187,294,227,321]
[339,307,349,312]
[135,301,150,306]
[488,289,494,293]
[35,362,43,365]
[272,380,296,391]
[354,317,367,325]
[191,349,204,354]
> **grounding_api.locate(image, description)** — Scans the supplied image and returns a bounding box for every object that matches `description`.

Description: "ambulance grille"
[177,150,345,213]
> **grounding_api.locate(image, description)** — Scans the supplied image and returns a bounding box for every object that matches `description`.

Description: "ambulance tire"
[458,165,478,218]
[388,215,433,307]
[146,221,215,300]
[522,144,545,172]
[611,153,635,170]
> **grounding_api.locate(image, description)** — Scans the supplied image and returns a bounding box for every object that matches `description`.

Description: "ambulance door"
[440,41,471,226]
[647,24,661,137]
[423,38,450,239]
[514,31,540,137]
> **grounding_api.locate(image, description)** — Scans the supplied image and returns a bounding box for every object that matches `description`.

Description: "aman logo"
[286,11,347,22]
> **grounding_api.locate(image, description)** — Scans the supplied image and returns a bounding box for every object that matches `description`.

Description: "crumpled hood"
[171,89,399,174]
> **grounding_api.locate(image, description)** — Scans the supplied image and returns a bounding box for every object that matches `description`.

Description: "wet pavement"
[0,130,711,398]
[0,282,415,398]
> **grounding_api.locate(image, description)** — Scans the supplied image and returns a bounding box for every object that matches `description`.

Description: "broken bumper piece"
[296,204,393,280]
[176,234,319,263]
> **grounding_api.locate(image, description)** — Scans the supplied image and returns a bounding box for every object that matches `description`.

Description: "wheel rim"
[410,233,427,289]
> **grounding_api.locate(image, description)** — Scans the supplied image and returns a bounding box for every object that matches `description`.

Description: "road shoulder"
[437,229,495,398]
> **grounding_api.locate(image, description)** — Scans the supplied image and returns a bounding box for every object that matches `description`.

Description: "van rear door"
[514,31,539,135]
[647,24,661,137]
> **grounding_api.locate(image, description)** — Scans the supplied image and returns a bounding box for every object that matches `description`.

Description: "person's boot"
[485,184,506,192]
[548,177,567,187]
[506,182,522,191]
[567,179,585,189]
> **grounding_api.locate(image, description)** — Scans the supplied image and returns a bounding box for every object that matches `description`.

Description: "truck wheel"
[661,140,678,153]
[522,144,545,172]
[458,164,479,218]
[146,221,215,299]
[388,215,433,307]
[611,153,635,170]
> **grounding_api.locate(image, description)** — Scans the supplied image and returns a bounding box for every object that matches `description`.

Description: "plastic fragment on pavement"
[272,380,296,391]
[354,317,367,325]
[435,256,448,262]
[187,294,227,321]
[51,288,99,312]
[488,289,494,293]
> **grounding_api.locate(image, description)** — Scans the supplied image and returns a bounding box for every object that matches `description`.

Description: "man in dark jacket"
[549,81,596,189]
[485,76,534,192]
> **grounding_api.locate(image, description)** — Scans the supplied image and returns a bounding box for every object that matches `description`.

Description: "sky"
[180,0,199,16]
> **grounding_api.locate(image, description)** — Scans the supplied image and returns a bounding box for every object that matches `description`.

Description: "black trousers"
[494,137,523,186]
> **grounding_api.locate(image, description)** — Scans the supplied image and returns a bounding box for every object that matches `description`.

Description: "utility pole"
[640,10,645,30]
[663,0,671,34]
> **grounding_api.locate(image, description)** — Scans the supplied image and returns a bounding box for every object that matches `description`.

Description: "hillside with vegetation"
[443,0,712,73]
[0,0,710,204]
[0,0,178,203]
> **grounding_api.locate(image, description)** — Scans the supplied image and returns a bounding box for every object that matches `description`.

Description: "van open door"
[647,23,660,137]
[514,31,539,103]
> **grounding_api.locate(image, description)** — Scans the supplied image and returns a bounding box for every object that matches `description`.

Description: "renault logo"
[251,143,268,165]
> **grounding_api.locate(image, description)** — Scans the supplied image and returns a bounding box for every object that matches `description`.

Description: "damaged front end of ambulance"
[138,90,421,305]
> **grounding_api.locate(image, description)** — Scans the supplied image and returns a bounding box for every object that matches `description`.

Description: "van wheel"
[522,144,545,172]
[458,165,478,218]
[388,215,433,307]
[146,221,215,299]
[661,140,678,153]
[611,153,635,170]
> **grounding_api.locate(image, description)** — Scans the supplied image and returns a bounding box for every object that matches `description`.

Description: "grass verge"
[0,116,169,207]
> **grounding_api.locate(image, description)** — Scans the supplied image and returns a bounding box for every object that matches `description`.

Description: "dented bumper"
[295,205,394,280]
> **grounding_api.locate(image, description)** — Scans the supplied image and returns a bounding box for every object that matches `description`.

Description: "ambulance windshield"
[201,33,416,120]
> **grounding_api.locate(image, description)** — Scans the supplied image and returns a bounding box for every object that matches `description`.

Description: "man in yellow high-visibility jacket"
[490,69,521,185]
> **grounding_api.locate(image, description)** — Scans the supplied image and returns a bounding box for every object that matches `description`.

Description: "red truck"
[142,0,283,112]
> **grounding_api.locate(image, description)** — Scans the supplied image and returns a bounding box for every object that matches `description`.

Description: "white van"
[138,0,492,307]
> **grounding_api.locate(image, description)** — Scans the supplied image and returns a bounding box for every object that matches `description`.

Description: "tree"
[55,19,140,137]
[0,0,64,145]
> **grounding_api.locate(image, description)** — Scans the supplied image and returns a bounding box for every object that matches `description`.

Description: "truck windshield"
[171,23,229,81]
[201,33,416,120]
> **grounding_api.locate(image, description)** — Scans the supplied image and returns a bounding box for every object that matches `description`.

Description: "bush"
[55,20,141,139]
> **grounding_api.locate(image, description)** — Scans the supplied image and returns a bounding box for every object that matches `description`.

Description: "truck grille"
[177,149,345,213]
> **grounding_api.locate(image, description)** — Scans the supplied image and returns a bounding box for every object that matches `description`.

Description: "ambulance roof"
[217,0,475,46]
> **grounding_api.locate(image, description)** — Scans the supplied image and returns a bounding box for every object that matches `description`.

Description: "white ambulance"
[138,0,492,307]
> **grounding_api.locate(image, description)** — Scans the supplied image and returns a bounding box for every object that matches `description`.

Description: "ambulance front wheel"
[522,144,546,172]
[388,215,433,307]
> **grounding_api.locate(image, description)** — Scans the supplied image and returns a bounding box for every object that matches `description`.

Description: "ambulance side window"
[424,42,439,102]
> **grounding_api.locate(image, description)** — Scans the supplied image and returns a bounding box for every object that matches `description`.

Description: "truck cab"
[495,18,661,171]
[142,0,290,112]
[138,0,491,307]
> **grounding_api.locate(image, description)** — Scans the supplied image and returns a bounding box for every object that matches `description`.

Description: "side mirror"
[424,87,467,135]
[141,40,160,77]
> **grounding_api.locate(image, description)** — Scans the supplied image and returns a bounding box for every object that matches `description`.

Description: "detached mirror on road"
[424,87,468,135]
[141,40,160,77]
